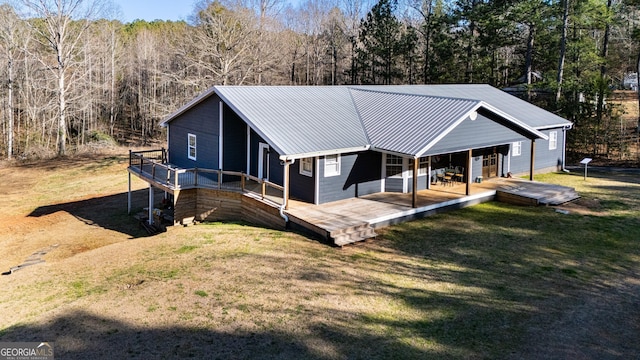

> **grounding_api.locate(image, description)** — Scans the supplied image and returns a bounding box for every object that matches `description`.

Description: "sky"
[113,0,197,23]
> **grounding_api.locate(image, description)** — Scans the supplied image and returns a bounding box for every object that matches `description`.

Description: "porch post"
[466,149,472,195]
[148,184,154,225]
[127,172,132,214]
[412,157,418,208]
[529,139,536,181]
[284,161,291,210]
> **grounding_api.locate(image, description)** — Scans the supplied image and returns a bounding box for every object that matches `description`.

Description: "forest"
[0,0,639,163]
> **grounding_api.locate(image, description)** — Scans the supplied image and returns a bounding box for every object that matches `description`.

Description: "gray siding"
[168,95,220,170]
[508,128,565,175]
[290,160,315,203]
[426,113,526,155]
[319,151,382,204]
[222,104,247,172]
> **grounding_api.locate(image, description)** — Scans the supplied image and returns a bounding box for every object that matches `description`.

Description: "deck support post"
[466,149,472,195]
[412,158,418,208]
[529,139,536,181]
[148,184,154,225]
[127,172,132,214]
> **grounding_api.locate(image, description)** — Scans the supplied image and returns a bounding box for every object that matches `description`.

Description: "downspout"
[279,159,295,223]
[562,125,571,172]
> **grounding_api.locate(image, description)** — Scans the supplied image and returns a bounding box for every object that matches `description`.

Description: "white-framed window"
[418,157,429,176]
[188,133,197,160]
[410,157,429,176]
[300,157,313,177]
[512,141,522,157]
[386,154,403,177]
[324,154,340,177]
[549,131,558,150]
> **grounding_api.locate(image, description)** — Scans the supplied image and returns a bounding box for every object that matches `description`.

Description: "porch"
[286,180,502,246]
[127,150,578,247]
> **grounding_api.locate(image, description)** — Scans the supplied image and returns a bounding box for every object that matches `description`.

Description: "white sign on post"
[580,158,592,180]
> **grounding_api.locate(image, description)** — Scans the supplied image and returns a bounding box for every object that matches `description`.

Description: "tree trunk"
[58,64,66,156]
[7,56,13,160]
[525,24,535,102]
[556,0,569,104]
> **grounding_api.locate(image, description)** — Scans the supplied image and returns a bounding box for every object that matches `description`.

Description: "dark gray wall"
[290,160,315,203]
[222,104,247,173]
[168,95,220,170]
[318,151,382,204]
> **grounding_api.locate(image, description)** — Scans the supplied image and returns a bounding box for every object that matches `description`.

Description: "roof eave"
[279,145,371,161]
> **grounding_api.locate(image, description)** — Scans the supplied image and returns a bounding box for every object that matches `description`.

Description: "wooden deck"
[286,180,502,245]
[285,178,579,246]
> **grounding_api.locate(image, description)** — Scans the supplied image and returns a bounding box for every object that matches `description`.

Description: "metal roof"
[161,84,571,160]
[215,86,369,159]
[355,84,571,130]
[350,89,480,156]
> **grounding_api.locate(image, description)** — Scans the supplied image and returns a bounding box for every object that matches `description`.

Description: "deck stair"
[331,223,377,247]
[496,180,579,206]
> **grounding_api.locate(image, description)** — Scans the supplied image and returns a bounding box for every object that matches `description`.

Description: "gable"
[425,113,526,155]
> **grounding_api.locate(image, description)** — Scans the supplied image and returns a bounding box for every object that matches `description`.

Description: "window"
[188,133,197,160]
[549,131,558,150]
[410,157,429,176]
[512,141,522,157]
[324,154,340,177]
[300,157,313,177]
[386,154,403,177]
[418,157,429,176]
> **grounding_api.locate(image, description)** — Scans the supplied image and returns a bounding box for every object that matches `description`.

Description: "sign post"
[580,158,592,180]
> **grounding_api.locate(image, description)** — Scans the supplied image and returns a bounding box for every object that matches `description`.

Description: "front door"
[258,143,270,180]
[482,152,498,178]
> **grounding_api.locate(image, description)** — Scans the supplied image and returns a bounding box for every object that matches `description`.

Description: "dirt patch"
[0,149,149,274]
[554,198,603,216]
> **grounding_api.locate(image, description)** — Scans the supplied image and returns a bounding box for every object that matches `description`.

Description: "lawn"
[0,156,639,359]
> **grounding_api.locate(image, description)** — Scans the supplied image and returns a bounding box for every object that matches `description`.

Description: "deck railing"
[129,149,284,205]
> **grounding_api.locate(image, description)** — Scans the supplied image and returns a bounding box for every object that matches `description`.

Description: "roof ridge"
[347,86,479,103]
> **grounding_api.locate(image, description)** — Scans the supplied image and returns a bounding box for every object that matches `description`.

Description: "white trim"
[324,154,341,177]
[380,154,386,192]
[300,157,313,177]
[314,157,320,204]
[280,146,369,161]
[402,157,409,193]
[219,101,224,169]
[187,133,197,161]
[258,143,270,180]
[368,192,496,226]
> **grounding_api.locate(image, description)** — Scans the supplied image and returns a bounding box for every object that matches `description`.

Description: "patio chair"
[454,166,464,183]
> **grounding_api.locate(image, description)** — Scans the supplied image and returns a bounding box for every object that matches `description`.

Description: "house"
[128,85,573,244]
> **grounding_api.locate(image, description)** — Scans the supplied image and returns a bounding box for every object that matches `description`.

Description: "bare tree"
[556,0,569,104]
[20,0,108,156]
[0,4,25,159]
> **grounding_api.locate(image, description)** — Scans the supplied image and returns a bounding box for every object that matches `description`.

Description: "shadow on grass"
[27,188,159,239]
[371,202,640,358]
[0,310,317,359]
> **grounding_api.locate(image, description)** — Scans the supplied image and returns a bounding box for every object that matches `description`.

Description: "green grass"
[2,169,639,359]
